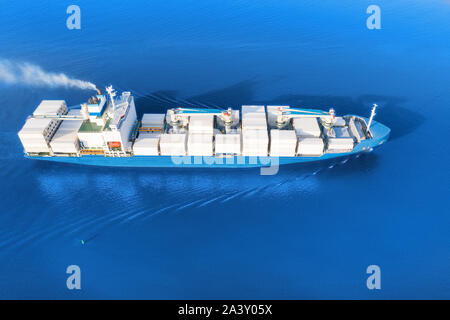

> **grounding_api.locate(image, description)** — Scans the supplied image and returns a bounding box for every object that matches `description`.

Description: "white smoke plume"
[0,59,97,91]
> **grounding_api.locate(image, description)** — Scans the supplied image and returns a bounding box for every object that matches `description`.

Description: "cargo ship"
[18,86,390,168]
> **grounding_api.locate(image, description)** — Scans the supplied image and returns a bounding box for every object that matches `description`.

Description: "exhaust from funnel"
[0,58,97,92]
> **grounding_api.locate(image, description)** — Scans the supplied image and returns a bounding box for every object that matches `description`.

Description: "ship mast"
[105,85,117,111]
[367,104,377,133]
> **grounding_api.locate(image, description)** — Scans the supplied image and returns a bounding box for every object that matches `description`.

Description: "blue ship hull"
[26,120,390,168]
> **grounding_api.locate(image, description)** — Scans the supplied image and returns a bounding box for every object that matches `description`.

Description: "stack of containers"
[159,134,187,155]
[293,118,322,137]
[50,110,83,154]
[327,138,354,152]
[215,133,241,155]
[297,138,324,156]
[187,133,213,156]
[134,113,165,155]
[33,100,68,117]
[18,100,68,154]
[18,119,58,154]
[187,115,214,156]
[293,117,324,156]
[241,105,268,156]
[133,135,160,155]
[270,129,297,156]
[141,113,165,131]
[325,126,354,152]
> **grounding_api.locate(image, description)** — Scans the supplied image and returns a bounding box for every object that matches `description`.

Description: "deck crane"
[30,102,96,122]
[30,104,89,121]
[366,104,377,133]
[30,113,86,121]
[30,87,107,122]
[168,107,234,132]
[275,106,337,129]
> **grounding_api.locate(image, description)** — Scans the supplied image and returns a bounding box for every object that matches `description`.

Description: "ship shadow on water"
[260,93,425,142]
[134,80,255,117]
[134,80,425,142]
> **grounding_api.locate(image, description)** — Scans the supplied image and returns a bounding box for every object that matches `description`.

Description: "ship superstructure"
[19,86,138,157]
[18,86,390,167]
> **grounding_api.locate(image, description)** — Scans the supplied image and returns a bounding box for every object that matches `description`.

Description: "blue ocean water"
[0,0,449,299]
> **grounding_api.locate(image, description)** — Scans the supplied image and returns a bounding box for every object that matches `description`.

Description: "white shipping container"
[159,133,187,156]
[242,129,268,156]
[270,130,297,156]
[293,117,321,137]
[18,138,49,153]
[18,118,55,153]
[33,100,67,116]
[297,137,324,156]
[19,118,52,134]
[133,135,160,155]
[188,115,214,134]
[187,133,213,156]
[242,112,266,119]
[241,105,265,115]
[141,113,165,127]
[242,129,269,142]
[242,116,267,130]
[270,129,297,142]
[19,100,68,153]
[215,133,241,154]
[327,138,354,152]
[50,138,79,154]
[50,116,83,154]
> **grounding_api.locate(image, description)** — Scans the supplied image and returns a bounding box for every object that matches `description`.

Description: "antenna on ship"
[367,104,377,133]
[106,85,117,111]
